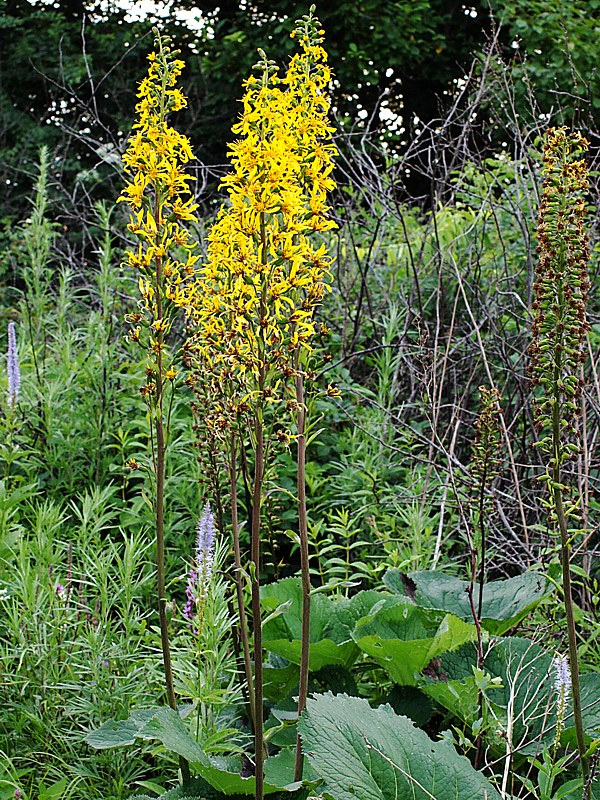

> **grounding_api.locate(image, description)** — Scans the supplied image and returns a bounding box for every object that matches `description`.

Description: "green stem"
[154,238,190,784]
[552,397,588,781]
[477,467,487,620]
[230,433,256,731]
[466,534,484,768]
[251,407,265,800]
[251,208,269,800]
[294,368,310,782]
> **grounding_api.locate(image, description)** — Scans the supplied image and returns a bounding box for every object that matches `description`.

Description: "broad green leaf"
[263,748,319,787]
[190,754,309,796]
[561,774,600,800]
[353,601,477,685]
[326,590,385,641]
[131,775,296,800]
[131,779,247,800]
[577,674,600,733]
[263,662,300,704]
[264,638,354,671]
[136,708,207,762]
[87,707,303,795]
[420,637,600,755]
[86,708,161,749]
[261,580,381,671]
[386,686,434,726]
[419,644,485,726]
[299,693,502,800]
[385,570,549,635]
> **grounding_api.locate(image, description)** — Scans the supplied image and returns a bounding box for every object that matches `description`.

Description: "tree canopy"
[0,0,596,223]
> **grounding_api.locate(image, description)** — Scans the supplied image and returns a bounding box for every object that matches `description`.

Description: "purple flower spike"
[182,504,216,627]
[195,503,215,598]
[7,321,20,409]
[183,568,198,622]
[553,654,571,696]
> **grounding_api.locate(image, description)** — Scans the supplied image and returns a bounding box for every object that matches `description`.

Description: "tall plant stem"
[154,252,190,785]
[250,210,272,800]
[251,406,265,800]
[552,397,589,781]
[294,368,310,781]
[466,533,484,769]
[477,475,487,620]
[230,434,256,730]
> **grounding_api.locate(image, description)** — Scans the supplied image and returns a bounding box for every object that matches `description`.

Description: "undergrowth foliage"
[1,8,599,800]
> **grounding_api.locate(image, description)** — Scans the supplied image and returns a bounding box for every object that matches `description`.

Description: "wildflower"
[0,587,9,601]
[118,32,198,381]
[182,568,198,622]
[529,129,591,780]
[55,583,67,601]
[552,653,572,748]
[276,428,292,446]
[184,16,337,420]
[7,321,20,409]
[182,503,216,624]
[471,387,503,483]
[528,128,590,474]
[195,502,215,599]
[553,653,571,697]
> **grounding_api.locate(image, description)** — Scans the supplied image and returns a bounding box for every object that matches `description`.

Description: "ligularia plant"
[117,29,200,785]
[182,8,337,797]
[529,127,591,782]
[89,13,337,800]
[188,25,336,388]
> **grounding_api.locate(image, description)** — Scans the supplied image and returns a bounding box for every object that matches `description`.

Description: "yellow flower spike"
[181,8,337,468]
[120,30,199,382]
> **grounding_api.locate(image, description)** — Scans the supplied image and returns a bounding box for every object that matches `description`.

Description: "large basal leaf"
[132,775,313,800]
[353,599,478,685]
[385,570,549,635]
[421,637,600,756]
[261,580,382,671]
[88,707,207,761]
[386,685,434,726]
[191,756,299,796]
[137,708,208,762]
[86,708,162,749]
[87,707,303,795]
[299,693,502,800]
[263,747,319,787]
[263,661,300,704]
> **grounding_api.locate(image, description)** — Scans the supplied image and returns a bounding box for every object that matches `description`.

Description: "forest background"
[0,1,599,799]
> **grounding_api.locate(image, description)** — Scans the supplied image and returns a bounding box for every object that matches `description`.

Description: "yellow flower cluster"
[184,12,337,421]
[118,33,199,382]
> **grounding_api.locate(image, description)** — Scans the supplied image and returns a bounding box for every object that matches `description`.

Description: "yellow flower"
[119,32,199,377]
[181,10,336,434]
